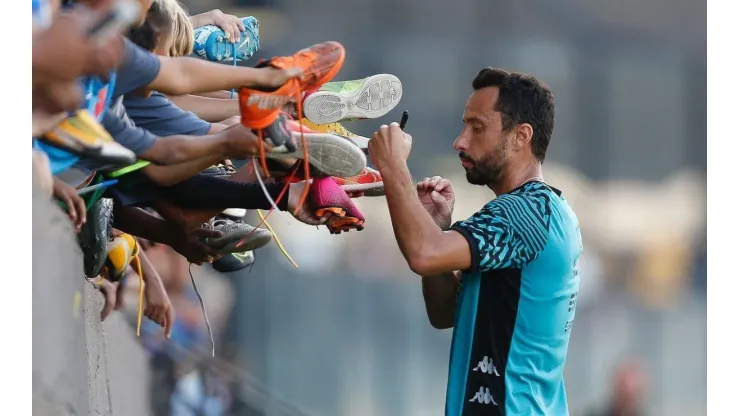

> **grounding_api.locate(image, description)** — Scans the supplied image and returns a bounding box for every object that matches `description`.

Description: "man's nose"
[453,134,466,152]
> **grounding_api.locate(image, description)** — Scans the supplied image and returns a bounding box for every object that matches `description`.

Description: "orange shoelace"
[244,159,301,268]
[253,51,336,221]
[253,86,311,220]
[248,55,342,262]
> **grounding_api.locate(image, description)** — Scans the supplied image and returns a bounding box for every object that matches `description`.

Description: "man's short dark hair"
[472,68,555,162]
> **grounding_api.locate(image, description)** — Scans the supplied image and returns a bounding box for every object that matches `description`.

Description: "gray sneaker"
[203,219,272,255]
[212,250,255,273]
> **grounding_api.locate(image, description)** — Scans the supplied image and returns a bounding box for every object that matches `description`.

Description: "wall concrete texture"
[33,178,150,416]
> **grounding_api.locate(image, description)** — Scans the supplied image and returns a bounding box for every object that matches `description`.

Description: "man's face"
[453,87,513,187]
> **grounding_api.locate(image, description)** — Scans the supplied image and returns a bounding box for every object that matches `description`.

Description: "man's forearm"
[422,271,461,329]
[152,56,271,96]
[167,94,239,123]
[380,162,446,269]
[142,133,230,166]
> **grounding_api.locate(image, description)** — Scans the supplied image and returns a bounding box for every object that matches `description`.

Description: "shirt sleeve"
[450,194,550,273]
[112,38,162,99]
[101,111,157,156]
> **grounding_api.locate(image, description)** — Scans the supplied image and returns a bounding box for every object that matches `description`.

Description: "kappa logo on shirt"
[469,387,497,406]
[472,356,500,376]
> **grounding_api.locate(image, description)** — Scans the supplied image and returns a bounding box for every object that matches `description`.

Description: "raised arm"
[103,112,265,168]
[166,94,240,123]
[113,37,300,99]
[151,55,301,96]
[141,123,266,184]
[370,124,545,276]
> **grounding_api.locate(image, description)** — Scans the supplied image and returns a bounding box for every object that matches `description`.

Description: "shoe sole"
[208,230,272,255]
[201,35,260,62]
[340,182,385,197]
[78,198,114,278]
[267,132,366,177]
[303,74,403,124]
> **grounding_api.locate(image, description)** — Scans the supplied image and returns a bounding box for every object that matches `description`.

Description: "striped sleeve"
[451,192,551,273]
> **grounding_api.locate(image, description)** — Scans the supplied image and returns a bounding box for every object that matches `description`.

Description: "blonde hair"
[153,0,194,57]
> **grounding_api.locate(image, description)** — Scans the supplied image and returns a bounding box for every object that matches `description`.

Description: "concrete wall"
[33,178,150,416]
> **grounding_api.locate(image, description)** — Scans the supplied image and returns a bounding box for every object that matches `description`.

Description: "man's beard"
[460,140,508,187]
[463,156,505,186]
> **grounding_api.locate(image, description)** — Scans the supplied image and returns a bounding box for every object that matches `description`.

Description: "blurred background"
[109,0,706,415]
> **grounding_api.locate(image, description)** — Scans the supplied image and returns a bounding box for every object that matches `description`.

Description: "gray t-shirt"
[101,38,162,156]
[123,92,211,137]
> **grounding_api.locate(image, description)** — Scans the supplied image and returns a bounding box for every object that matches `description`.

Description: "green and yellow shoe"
[302,74,402,124]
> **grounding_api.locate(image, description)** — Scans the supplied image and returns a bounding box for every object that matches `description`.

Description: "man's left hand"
[369,122,412,171]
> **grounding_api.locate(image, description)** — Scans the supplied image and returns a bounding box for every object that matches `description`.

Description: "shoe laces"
[246,160,300,268]
[188,263,215,357]
[229,43,238,99]
[253,85,311,222]
[249,48,343,231]
[100,234,146,338]
[256,209,298,268]
[127,239,144,338]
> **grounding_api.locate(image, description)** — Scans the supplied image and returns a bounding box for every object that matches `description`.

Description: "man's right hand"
[222,123,274,159]
[417,176,455,230]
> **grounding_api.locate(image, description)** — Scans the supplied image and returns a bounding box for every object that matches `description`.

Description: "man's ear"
[513,123,533,152]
